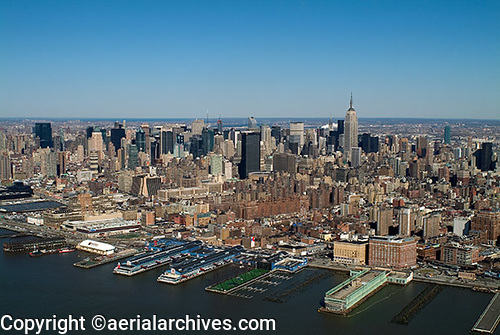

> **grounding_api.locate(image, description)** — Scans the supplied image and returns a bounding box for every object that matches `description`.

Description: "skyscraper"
[217,118,223,133]
[248,117,257,130]
[344,93,358,161]
[128,143,139,170]
[160,130,174,155]
[351,147,362,168]
[444,126,451,145]
[202,128,214,155]
[289,122,304,154]
[136,128,146,153]
[238,132,260,179]
[191,119,205,136]
[34,123,53,148]
[110,122,126,153]
[474,142,495,172]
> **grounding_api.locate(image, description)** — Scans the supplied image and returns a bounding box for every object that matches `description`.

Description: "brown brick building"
[471,211,500,245]
[368,236,417,269]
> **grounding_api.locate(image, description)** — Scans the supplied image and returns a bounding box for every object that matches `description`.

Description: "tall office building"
[289,122,304,154]
[217,118,223,133]
[89,128,104,153]
[110,122,126,153]
[136,128,146,153]
[34,123,53,148]
[128,143,139,170]
[444,126,451,145]
[344,93,358,161]
[474,142,495,172]
[161,130,174,155]
[248,117,258,130]
[238,132,260,179]
[141,125,150,157]
[351,147,362,168]
[202,128,215,155]
[191,119,205,136]
[360,133,379,153]
[271,126,281,145]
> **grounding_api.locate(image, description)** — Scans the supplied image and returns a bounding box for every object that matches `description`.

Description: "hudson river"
[0,230,496,334]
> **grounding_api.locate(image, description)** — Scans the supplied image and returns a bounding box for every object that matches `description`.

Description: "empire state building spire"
[348,92,355,111]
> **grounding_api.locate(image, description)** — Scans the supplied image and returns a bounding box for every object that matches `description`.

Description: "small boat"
[58,248,75,253]
[29,250,43,257]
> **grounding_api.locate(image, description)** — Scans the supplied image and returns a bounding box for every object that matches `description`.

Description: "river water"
[0,229,496,334]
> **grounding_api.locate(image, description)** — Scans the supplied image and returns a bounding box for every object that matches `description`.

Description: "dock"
[3,235,66,252]
[472,292,500,334]
[114,240,202,276]
[158,246,243,284]
[73,249,138,269]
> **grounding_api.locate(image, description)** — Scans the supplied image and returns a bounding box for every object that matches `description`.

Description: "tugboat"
[29,249,43,257]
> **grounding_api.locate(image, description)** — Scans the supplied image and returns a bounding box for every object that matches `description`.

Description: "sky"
[0,0,499,119]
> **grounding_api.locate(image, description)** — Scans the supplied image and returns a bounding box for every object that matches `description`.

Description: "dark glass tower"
[444,126,451,145]
[202,128,214,155]
[475,142,495,171]
[136,128,146,153]
[238,132,260,179]
[111,123,126,153]
[161,130,174,154]
[34,123,53,148]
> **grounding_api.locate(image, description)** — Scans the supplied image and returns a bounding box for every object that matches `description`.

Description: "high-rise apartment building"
[472,211,500,245]
[377,207,393,236]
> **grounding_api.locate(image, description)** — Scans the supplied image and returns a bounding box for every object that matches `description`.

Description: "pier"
[114,240,202,276]
[320,268,414,315]
[472,292,500,334]
[73,249,138,269]
[3,235,66,252]
[321,269,389,315]
[158,246,243,284]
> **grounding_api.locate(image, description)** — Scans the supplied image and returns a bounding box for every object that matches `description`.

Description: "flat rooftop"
[327,270,385,301]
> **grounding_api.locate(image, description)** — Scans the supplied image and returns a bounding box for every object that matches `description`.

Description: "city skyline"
[1,1,499,119]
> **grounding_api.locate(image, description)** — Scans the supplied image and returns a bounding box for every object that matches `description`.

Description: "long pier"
[73,249,138,269]
[472,292,500,334]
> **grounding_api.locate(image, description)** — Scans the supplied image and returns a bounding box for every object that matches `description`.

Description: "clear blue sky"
[1,0,499,119]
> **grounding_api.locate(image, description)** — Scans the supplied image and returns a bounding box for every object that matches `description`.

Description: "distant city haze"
[1,1,499,119]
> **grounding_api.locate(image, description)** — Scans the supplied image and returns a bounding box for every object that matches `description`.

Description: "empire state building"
[344,93,358,162]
